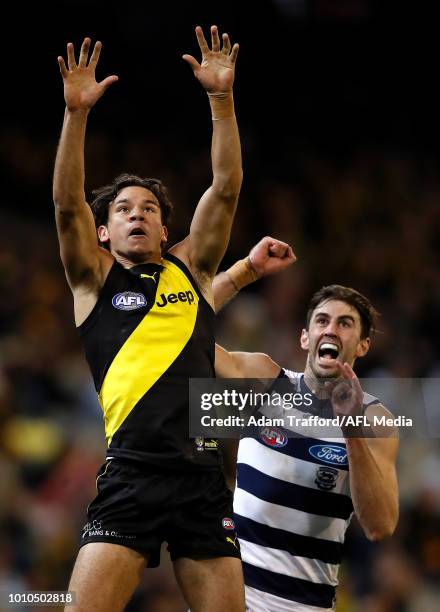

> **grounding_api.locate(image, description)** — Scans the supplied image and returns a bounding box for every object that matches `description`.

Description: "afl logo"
[222,517,235,530]
[309,444,348,466]
[259,427,288,448]
[112,292,147,310]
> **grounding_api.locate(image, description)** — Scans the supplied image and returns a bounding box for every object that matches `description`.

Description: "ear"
[356,337,370,358]
[97,225,110,244]
[161,225,168,243]
[300,328,309,351]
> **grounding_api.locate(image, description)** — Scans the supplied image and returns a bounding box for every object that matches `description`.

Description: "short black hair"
[306,285,379,339]
[90,173,173,241]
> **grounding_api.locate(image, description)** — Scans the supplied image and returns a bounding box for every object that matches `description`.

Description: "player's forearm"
[53,108,89,209]
[209,93,242,202]
[213,258,259,313]
[346,438,398,541]
[213,272,237,312]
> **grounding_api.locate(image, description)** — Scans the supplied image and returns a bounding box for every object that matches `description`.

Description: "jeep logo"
[156,291,195,308]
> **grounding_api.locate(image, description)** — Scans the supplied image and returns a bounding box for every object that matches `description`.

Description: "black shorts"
[80,458,241,567]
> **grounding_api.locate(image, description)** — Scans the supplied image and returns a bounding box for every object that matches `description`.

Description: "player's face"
[98,186,167,263]
[300,299,370,379]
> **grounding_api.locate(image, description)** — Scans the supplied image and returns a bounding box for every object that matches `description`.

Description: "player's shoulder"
[166,241,211,296]
[282,368,302,381]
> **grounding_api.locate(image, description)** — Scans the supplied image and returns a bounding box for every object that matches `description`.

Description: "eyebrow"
[314,312,356,323]
[114,197,159,207]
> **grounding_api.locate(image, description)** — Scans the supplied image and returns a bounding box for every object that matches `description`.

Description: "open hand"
[183,25,239,93]
[326,362,364,418]
[248,236,296,278]
[58,38,118,112]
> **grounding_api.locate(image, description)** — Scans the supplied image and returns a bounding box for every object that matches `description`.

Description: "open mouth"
[129,228,146,237]
[318,342,340,362]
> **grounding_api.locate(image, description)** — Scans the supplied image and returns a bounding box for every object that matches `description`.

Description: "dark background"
[3,1,440,218]
[0,1,439,610]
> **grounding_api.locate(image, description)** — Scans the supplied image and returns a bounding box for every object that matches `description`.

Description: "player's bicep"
[55,200,102,289]
[215,345,281,379]
[187,186,238,275]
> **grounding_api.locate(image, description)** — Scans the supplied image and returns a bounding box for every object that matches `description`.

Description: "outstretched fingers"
[193,25,239,63]
[195,25,210,57]
[99,74,119,92]
[221,32,239,64]
[78,37,91,68]
[343,363,364,395]
[222,33,231,55]
[211,25,220,52]
[331,362,363,402]
[57,56,68,78]
[230,43,239,64]
[89,40,103,68]
[182,54,201,72]
[66,42,77,71]
[61,38,102,74]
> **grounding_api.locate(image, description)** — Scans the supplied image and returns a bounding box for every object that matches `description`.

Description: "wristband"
[226,257,259,291]
[208,92,235,121]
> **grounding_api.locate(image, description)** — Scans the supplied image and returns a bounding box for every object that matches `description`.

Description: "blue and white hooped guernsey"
[234,370,379,611]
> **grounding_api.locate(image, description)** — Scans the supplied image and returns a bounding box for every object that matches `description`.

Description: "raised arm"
[213,236,296,312]
[329,362,399,541]
[53,39,118,318]
[171,26,242,282]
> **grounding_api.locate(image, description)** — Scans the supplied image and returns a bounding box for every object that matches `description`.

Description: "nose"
[129,208,145,221]
[324,320,338,336]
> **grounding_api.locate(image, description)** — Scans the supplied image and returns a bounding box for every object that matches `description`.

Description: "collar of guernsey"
[99,254,201,446]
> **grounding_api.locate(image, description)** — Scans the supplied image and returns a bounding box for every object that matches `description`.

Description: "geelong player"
[215,238,399,611]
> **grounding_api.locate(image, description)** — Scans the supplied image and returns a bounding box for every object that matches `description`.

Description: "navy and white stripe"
[234,370,379,611]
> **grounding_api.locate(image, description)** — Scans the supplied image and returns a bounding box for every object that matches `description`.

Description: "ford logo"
[309,444,348,466]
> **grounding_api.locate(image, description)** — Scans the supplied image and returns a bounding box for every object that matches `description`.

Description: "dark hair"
[90,173,173,245]
[306,285,379,339]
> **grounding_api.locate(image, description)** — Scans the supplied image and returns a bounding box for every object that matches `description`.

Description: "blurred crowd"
[1,121,440,611]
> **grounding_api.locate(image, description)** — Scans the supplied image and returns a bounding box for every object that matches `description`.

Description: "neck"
[303,360,331,399]
[113,251,163,268]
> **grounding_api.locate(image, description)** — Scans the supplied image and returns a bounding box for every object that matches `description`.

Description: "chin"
[116,246,151,263]
[130,249,152,263]
[313,363,340,380]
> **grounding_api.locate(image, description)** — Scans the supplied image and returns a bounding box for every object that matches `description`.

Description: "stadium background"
[1,0,439,609]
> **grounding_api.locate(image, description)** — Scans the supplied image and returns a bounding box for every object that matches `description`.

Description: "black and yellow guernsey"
[78,253,219,471]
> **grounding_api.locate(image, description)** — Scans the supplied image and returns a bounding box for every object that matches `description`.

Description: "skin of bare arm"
[213,236,296,312]
[215,345,281,490]
[215,344,281,379]
[53,38,118,324]
[170,25,243,305]
[212,238,294,489]
[327,362,399,540]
